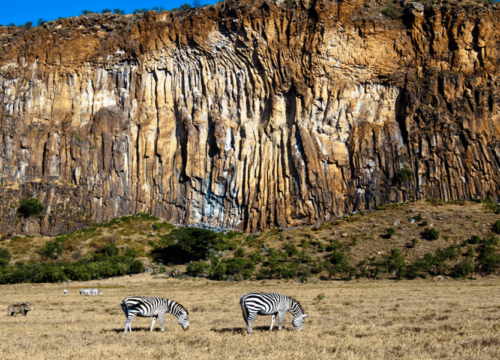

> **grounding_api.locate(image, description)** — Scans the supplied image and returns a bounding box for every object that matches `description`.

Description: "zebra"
[80,289,91,296]
[89,289,102,296]
[240,292,308,334]
[121,296,189,334]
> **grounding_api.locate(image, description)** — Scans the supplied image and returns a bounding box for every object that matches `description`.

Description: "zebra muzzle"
[184,326,190,331]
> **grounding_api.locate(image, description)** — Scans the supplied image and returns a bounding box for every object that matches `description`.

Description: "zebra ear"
[302,314,308,318]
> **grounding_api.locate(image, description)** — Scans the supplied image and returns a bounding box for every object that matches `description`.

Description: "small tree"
[101,9,112,13]
[18,199,44,218]
[492,220,500,234]
[387,227,396,239]
[113,9,125,14]
[37,18,46,26]
[82,10,94,15]
[422,228,440,240]
[396,168,413,183]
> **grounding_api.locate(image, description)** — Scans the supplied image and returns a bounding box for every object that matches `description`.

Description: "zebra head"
[292,314,308,330]
[177,309,189,330]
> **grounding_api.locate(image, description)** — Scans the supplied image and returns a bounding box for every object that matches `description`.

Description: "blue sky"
[1,0,217,26]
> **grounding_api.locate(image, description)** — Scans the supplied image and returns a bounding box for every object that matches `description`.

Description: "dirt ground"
[1,273,499,359]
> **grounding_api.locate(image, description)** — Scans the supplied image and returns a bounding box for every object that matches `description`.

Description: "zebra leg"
[159,314,164,332]
[270,313,277,331]
[246,312,257,334]
[124,313,136,334]
[150,316,157,332]
[278,311,285,331]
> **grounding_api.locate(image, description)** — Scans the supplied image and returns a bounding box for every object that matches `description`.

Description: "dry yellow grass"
[1,274,500,359]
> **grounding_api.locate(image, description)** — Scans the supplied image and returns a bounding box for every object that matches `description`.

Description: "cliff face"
[1,0,500,235]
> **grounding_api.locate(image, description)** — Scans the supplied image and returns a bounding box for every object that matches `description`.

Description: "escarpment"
[1,0,500,235]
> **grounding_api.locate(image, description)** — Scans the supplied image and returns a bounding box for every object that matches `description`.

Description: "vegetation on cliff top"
[1,199,500,284]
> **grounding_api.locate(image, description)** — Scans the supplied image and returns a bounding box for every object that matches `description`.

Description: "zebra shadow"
[107,327,164,333]
[211,326,292,334]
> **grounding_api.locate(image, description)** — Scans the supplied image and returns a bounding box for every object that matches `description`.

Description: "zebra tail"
[240,297,249,325]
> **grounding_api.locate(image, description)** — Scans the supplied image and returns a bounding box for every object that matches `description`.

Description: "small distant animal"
[170,270,182,277]
[7,302,33,316]
[240,292,308,334]
[121,296,189,334]
[63,289,68,295]
[80,289,102,296]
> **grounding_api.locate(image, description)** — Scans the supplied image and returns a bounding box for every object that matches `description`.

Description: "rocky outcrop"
[1,0,500,234]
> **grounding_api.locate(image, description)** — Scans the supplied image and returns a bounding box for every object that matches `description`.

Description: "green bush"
[0,248,143,284]
[38,239,64,260]
[283,243,299,257]
[386,249,406,280]
[396,168,413,183]
[492,220,500,234]
[465,246,475,257]
[451,261,474,279]
[18,199,44,218]
[151,228,221,264]
[186,261,210,276]
[250,252,265,264]
[468,235,481,244]
[234,248,246,258]
[151,222,175,231]
[387,228,396,239]
[422,228,440,240]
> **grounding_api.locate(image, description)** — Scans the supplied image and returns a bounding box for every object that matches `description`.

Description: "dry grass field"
[1,274,500,359]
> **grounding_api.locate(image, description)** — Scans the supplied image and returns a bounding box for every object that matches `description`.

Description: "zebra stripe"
[240,292,308,334]
[79,289,102,296]
[121,296,189,333]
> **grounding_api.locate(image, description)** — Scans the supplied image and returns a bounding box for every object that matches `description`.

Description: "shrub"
[451,261,474,279]
[234,248,246,258]
[82,10,94,15]
[351,237,358,246]
[256,266,272,280]
[314,293,325,301]
[319,243,326,252]
[18,199,44,218]
[37,18,46,26]
[113,8,125,14]
[411,238,419,248]
[95,243,119,257]
[300,239,309,249]
[151,222,175,231]
[250,252,265,264]
[180,3,191,12]
[465,246,475,257]
[468,235,481,244]
[101,8,111,13]
[38,239,64,260]
[406,259,431,279]
[396,168,413,183]
[283,243,299,257]
[492,220,500,234]
[150,228,221,264]
[186,261,210,276]
[422,228,440,240]
[387,228,396,239]
[386,249,406,280]
[0,248,11,267]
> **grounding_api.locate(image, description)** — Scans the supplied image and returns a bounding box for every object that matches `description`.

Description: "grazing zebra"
[89,289,102,296]
[240,292,308,334]
[63,289,68,295]
[80,289,91,296]
[121,296,189,334]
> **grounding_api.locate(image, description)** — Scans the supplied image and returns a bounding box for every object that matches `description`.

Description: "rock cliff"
[1,0,500,235]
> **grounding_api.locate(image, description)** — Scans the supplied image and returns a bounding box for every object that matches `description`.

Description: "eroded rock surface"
[1,0,500,234]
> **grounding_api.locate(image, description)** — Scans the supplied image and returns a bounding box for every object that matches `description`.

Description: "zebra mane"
[174,300,189,315]
[287,296,305,314]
